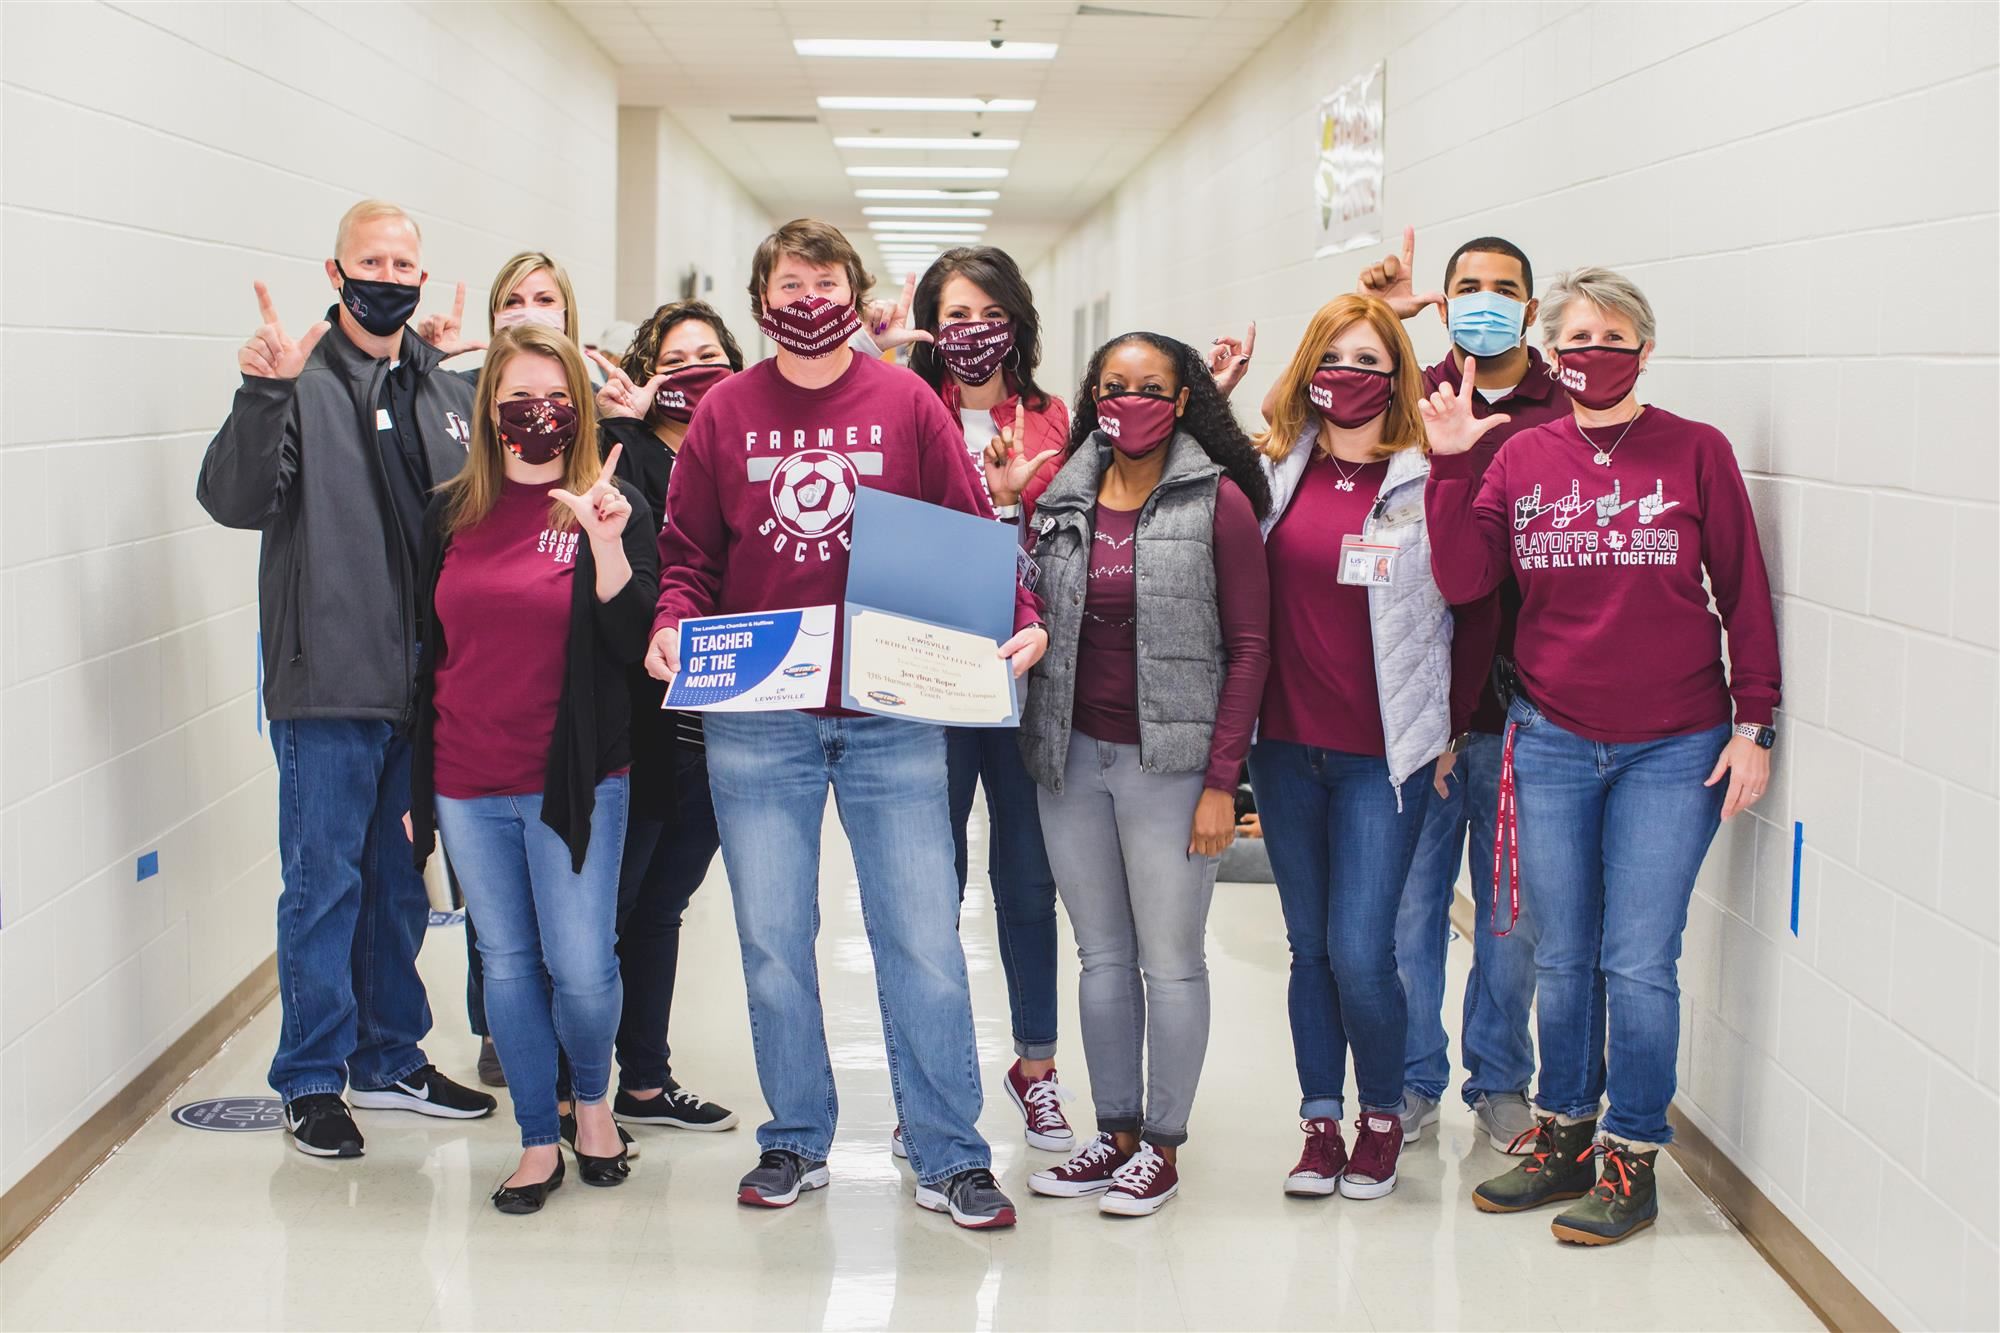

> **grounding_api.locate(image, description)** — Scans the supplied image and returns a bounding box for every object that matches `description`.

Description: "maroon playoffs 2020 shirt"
[654,350,1038,714]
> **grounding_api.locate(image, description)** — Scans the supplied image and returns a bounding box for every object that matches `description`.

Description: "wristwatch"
[1733,723,1776,749]
[1447,731,1473,754]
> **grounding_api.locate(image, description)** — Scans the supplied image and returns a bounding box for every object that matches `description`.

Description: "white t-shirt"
[1476,383,1518,404]
[960,405,998,502]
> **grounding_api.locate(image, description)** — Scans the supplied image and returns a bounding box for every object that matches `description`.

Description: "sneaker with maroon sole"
[915,1168,1017,1229]
[1284,1118,1347,1197]
[1004,1060,1076,1153]
[1028,1132,1132,1198]
[1340,1110,1403,1199]
[1100,1143,1179,1216]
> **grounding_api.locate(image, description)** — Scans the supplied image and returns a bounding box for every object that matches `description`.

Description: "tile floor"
[0,807,1824,1331]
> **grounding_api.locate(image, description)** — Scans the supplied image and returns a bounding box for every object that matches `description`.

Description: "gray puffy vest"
[1018,432,1225,792]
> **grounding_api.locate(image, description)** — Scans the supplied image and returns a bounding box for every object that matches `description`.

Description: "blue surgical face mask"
[1447,290,1527,359]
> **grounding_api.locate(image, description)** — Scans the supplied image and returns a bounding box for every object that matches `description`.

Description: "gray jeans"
[1036,738,1219,1147]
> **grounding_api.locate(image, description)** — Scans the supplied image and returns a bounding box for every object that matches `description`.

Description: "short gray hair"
[1539,267,1656,345]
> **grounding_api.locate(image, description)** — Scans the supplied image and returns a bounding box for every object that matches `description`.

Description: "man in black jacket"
[199,199,495,1158]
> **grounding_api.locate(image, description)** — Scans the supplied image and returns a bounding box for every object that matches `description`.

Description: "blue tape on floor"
[1789,821,1803,937]
[137,850,159,881]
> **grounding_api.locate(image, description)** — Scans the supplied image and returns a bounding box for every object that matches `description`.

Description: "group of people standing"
[201,197,1778,1246]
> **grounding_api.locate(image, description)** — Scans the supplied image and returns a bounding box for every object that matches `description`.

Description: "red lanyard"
[1492,720,1521,937]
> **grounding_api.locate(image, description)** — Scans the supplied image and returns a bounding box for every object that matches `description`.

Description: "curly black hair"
[620,299,746,386]
[1070,331,1271,519]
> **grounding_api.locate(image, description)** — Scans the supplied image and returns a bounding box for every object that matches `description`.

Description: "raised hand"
[587,348,665,421]
[1206,321,1257,396]
[547,442,633,543]
[415,282,486,357]
[865,274,936,351]
[981,422,1060,507]
[1357,225,1446,320]
[1418,356,1512,456]
[239,281,331,380]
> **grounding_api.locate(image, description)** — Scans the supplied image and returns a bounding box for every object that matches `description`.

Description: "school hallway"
[0,805,1819,1333]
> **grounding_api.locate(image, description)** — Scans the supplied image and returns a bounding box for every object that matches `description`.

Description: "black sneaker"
[284,1094,364,1158]
[561,1108,640,1161]
[614,1081,739,1131]
[348,1064,497,1120]
[915,1167,1017,1230]
[738,1149,830,1208]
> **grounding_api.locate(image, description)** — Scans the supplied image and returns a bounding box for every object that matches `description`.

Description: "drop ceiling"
[558,1,1303,284]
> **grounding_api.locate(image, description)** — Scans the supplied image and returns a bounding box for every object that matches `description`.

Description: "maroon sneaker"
[1284,1117,1347,1197]
[1027,1132,1131,1198]
[1100,1143,1178,1216]
[1004,1060,1076,1152]
[1340,1110,1403,1199]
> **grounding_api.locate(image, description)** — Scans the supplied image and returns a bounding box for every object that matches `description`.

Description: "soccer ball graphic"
[770,450,857,539]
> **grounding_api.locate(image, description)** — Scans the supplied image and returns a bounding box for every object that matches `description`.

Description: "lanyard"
[1492,720,1521,937]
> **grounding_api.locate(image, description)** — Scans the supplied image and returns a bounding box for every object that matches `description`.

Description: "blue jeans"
[703,710,988,1186]
[1510,696,1729,1145]
[1249,741,1430,1120]
[434,777,629,1147]
[614,745,722,1090]
[268,718,432,1101]
[1395,731,1541,1105]
[947,726,1059,1059]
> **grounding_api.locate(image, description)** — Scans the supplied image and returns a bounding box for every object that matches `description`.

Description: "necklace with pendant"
[1329,455,1366,491]
[1575,408,1644,467]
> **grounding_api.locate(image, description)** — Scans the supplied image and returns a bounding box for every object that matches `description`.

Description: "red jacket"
[942,374,1069,519]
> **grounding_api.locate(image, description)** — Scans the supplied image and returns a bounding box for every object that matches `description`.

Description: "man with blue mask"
[1357,229,1577,1157]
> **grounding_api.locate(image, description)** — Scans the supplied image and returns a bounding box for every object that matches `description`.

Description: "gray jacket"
[1019,432,1224,792]
[197,316,473,723]
[1261,431,1452,798]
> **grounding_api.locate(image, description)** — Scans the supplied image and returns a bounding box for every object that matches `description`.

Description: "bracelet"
[993,502,1022,519]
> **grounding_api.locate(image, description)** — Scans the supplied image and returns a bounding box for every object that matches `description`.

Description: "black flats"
[491,1154,565,1215]
[559,1111,633,1186]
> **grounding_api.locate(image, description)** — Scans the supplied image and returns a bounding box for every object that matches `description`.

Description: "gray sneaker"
[1474,1092,1538,1154]
[1399,1092,1440,1144]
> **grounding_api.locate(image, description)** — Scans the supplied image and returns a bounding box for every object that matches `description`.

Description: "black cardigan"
[599,417,683,817]
[409,479,659,872]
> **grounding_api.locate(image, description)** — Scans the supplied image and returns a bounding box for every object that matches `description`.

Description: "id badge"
[1338,535,1398,587]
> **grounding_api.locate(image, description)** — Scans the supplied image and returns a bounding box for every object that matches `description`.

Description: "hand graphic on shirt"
[414,282,485,357]
[1638,479,1680,525]
[982,422,1060,508]
[547,442,632,543]
[1206,322,1257,396]
[238,281,331,380]
[1419,356,1512,456]
[864,274,936,352]
[587,349,667,422]
[1357,226,1446,320]
[1595,480,1637,527]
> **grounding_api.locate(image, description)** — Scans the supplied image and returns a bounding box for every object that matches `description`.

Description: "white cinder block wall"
[0,0,619,1197]
[1029,3,1997,1328]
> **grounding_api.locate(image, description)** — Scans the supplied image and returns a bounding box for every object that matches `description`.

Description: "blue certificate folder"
[840,487,1021,726]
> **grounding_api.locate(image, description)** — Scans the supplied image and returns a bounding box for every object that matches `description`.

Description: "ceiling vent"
[728,113,819,124]
[1076,4,1197,16]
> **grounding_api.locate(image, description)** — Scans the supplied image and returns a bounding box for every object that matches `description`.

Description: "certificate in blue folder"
[841,487,1021,727]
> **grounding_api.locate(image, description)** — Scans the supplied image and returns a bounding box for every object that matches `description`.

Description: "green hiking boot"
[1471,1113,1597,1214]
[1551,1138,1659,1245]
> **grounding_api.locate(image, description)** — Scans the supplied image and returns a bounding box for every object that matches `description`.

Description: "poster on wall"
[1312,61,1386,258]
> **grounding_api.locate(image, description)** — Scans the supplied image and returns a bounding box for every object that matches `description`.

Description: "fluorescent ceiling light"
[847,167,1008,179]
[796,39,1057,61]
[869,233,988,245]
[869,220,986,232]
[855,189,1001,201]
[834,136,1019,151]
[863,206,993,217]
[820,96,1036,113]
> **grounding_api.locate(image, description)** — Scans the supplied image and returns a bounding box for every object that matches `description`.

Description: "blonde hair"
[488,251,579,343]
[444,325,602,535]
[1539,267,1656,344]
[334,199,420,260]
[1257,294,1428,462]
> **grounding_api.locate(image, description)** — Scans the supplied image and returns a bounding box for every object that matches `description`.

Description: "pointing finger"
[1459,357,1480,400]
[1242,320,1256,358]
[894,273,916,325]
[450,281,465,325]
[255,280,280,329]
[1400,224,1416,273]
[600,442,624,480]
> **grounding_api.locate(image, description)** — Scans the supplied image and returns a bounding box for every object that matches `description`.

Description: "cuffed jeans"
[703,710,988,1186]
[1036,738,1218,1148]
[434,777,628,1147]
[947,725,1060,1060]
[268,718,432,1102]
[614,745,723,1091]
[1510,696,1729,1145]
[1395,731,1541,1106]
[1250,740,1429,1121]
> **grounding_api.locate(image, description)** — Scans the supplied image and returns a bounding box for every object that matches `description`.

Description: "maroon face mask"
[1095,391,1179,457]
[652,362,732,423]
[1307,366,1394,429]
[496,397,579,464]
[1552,345,1643,410]
[935,319,1015,386]
[758,294,860,359]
